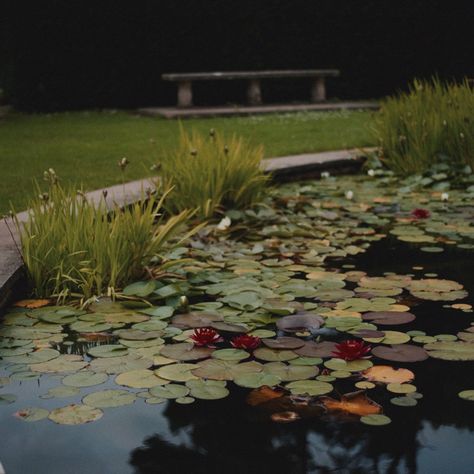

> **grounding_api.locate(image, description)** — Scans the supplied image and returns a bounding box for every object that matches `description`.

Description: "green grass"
[0,109,376,214]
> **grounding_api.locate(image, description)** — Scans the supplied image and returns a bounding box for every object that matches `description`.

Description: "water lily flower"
[367,169,375,177]
[332,339,371,361]
[191,328,222,347]
[441,192,449,202]
[411,208,430,219]
[231,334,261,350]
[216,216,231,231]
[345,190,354,200]
[321,171,330,179]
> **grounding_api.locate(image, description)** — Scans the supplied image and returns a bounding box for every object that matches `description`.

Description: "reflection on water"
[1,239,474,473]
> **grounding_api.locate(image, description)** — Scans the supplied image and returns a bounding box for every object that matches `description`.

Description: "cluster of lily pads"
[1,173,473,425]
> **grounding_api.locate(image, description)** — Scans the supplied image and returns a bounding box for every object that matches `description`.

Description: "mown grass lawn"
[0,109,376,213]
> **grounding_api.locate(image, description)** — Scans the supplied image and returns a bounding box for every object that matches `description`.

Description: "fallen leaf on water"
[362,365,414,384]
[271,411,301,423]
[13,299,52,309]
[246,385,286,406]
[319,390,382,416]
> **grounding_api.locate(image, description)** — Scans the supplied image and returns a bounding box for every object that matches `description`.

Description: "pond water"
[1,175,474,473]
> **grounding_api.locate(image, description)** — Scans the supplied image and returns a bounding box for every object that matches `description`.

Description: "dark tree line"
[1,0,472,110]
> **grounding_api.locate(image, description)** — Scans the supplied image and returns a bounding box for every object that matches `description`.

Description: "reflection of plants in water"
[130,391,423,474]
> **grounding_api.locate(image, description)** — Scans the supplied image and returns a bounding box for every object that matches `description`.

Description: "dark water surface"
[1,238,474,474]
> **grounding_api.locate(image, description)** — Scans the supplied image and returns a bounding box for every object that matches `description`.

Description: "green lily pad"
[160,342,214,361]
[253,347,298,362]
[176,396,195,404]
[458,390,474,401]
[30,355,88,373]
[186,379,229,400]
[263,362,318,381]
[0,393,17,404]
[387,383,417,394]
[285,380,333,396]
[192,360,263,381]
[15,407,49,422]
[212,349,250,361]
[83,389,136,408]
[88,345,128,358]
[62,372,108,388]
[149,384,190,399]
[425,341,474,360]
[139,306,175,319]
[360,414,391,426]
[48,404,103,425]
[89,354,153,374]
[3,348,60,365]
[289,357,323,366]
[155,363,199,382]
[234,372,281,388]
[115,369,169,388]
[40,386,80,399]
[390,396,418,406]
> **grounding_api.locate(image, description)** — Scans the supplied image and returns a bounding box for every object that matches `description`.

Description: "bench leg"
[177,81,193,107]
[247,79,262,105]
[311,77,326,102]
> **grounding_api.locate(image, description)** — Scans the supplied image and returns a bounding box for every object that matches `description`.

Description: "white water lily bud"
[179,295,189,309]
[441,192,449,202]
[367,169,375,177]
[321,171,330,179]
[216,216,231,231]
[345,190,354,200]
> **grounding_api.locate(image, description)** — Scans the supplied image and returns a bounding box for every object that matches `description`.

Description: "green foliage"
[15,176,197,299]
[156,129,269,218]
[375,78,474,174]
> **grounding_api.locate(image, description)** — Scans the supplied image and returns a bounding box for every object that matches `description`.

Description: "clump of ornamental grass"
[155,128,269,218]
[14,170,199,300]
[374,78,474,174]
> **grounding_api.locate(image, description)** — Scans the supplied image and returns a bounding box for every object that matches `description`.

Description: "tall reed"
[156,128,269,218]
[374,78,474,174]
[15,178,198,299]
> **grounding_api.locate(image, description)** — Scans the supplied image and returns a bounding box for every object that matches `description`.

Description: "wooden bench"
[162,69,340,108]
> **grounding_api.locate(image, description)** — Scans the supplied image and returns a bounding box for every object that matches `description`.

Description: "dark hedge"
[1,0,472,111]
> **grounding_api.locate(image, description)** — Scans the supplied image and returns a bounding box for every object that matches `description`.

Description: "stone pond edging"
[0,147,375,309]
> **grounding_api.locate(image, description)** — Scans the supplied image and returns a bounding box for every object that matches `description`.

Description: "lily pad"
[83,389,136,408]
[262,337,305,350]
[15,407,49,422]
[234,372,281,388]
[160,342,214,361]
[362,311,415,325]
[212,349,250,361]
[48,404,103,425]
[41,386,80,399]
[263,362,319,381]
[458,390,474,401]
[61,371,108,388]
[425,341,474,361]
[149,384,190,399]
[295,341,337,358]
[285,380,333,396]
[360,414,391,426]
[372,344,428,362]
[276,313,324,332]
[115,369,169,388]
[192,360,263,381]
[186,379,229,400]
[30,355,88,373]
[87,345,128,358]
[253,347,298,362]
[155,363,199,382]
[171,312,223,328]
[89,354,153,374]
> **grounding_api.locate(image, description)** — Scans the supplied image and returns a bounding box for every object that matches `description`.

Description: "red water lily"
[333,339,371,361]
[411,208,430,219]
[191,328,222,347]
[231,334,261,350]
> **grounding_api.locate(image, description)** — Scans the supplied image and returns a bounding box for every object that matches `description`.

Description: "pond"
[1,174,474,473]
